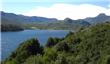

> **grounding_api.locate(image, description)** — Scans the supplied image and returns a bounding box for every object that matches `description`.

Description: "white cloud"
[23,3,110,20]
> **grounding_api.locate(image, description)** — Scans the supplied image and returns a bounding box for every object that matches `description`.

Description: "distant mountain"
[1,11,110,31]
[63,13,110,26]
[1,11,90,30]
[1,11,58,23]
[64,18,73,23]
[1,11,110,24]
[84,13,110,24]
[64,18,90,26]
[1,11,59,31]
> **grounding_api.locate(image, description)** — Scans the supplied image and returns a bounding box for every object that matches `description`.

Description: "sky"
[1,0,110,20]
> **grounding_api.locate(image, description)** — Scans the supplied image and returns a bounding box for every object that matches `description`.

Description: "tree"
[54,42,69,52]
[4,38,43,64]
[46,37,61,47]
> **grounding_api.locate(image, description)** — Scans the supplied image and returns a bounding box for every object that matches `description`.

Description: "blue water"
[1,30,69,60]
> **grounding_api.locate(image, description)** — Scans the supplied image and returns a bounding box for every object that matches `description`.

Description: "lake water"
[1,30,69,60]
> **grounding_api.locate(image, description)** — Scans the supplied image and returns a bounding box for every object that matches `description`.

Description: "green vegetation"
[1,18,24,32]
[2,38,43,64]
[45,37,62,47]
[1,11,91,31]
[24,20,90,30]
[2,22,110,64]
[1,24,24,31]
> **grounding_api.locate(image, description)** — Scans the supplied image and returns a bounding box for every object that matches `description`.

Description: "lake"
[1,30,69,60]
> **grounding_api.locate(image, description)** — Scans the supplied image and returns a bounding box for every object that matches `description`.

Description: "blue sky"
[1,0,110,19]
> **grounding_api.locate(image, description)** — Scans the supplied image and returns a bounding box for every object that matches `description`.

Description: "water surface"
[1,30,69,60]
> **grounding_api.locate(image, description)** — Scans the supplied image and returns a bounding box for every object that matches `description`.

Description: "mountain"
[84,13,110,24]
[1,11,110,24]
[1,11,58,31]
[1,11,58,23]
[1,11,110,31]
[1,11,90,30]
[64,18,90,26]
[26,18,90,30]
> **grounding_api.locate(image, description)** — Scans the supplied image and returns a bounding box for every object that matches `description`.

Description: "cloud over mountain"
[23,3,110,20]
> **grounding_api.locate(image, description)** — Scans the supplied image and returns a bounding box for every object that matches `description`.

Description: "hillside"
[1,11,58,23]
[1,11,90,30]
[25,18,90,30]
[1,17,24,31]
[2,22,110,64]
[84,13,110,24]
[1,11,110,31]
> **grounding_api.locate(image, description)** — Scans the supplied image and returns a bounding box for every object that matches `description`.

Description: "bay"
[1,30,69,60]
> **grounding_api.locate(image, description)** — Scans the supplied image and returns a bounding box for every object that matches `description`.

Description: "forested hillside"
[2,22,110,64]
[24,19,90,30]
[1,17,24,31]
